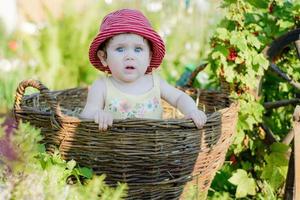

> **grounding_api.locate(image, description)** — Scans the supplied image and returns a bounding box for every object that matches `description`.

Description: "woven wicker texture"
[14,66,238,200]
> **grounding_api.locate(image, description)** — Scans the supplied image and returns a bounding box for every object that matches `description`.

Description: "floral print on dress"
[107,96,160,118]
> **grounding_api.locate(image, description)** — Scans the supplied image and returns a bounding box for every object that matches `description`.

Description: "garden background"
[1,0,299,199]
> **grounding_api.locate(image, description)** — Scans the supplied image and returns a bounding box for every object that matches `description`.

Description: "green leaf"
[261,164,286,190]
[252,53,269,70]
[214,44,229,57]
[245,116,257,130]
[78,167,93,179]
[244,13,258,24]
[237,116,250,132]
[277,19,294,29]
[229,169,256,198]
[234,127,248,144]
[262,143,289,190]
[270,143,289,153]
[265,153,288,166]
[216,28,229,41]
[51,150,66,165]
[230,32,248,51]
[241,161,252,171]
[237,98,264,132]
[67,159,77,170]
[110,183,128,200]
[247,34,261,49]
[223,65,236,82]
[37,144,46,153]
[211,164,236,191]
[247,0,268,8]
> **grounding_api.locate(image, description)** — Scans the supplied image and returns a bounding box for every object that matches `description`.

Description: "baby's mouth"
[125,66,135,70]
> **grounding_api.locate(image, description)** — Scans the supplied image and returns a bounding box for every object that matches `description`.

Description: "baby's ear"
[97,50,108,67]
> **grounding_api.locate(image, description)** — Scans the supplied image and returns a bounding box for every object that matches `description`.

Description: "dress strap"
[104,75,117,94]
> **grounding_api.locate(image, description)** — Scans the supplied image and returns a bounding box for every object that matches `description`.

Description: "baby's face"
[100,33,152,83]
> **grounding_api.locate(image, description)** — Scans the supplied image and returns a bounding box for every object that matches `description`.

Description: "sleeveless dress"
[103,74,163,119]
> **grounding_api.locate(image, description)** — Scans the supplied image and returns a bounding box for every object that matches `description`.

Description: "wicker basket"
[14,65,238,200]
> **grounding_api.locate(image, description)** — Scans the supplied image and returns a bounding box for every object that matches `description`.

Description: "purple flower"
[0,115,18,161]
[0,138,18,161]
[2,116,17,136]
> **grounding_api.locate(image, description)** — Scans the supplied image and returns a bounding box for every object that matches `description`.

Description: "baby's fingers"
[193,118,204,129]
[201,113,207,124]
[98,116,107,132]
[194,115,207,129]
[94,113,99,124]
[102,115,113,131]
[102,122,108,131]
[107,116,113,127]
[101,115,113,132]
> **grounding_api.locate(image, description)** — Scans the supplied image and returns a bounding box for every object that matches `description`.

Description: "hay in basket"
[13,64,238,200]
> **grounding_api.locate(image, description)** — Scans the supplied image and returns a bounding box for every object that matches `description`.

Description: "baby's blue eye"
[135,47,143,53]
[116,47,124,52]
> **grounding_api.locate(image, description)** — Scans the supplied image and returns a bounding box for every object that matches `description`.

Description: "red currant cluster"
[227,48,238,62]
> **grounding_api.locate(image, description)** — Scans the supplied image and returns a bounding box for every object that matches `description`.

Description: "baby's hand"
[185,109,207,129]
[94,110,113,132]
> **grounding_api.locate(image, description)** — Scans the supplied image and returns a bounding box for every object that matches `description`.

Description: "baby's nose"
[124,50,135,60]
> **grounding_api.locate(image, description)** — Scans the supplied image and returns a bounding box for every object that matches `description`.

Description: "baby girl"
[80,9,207,131]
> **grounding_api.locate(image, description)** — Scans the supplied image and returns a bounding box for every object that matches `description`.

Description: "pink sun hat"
[89,9,166,73]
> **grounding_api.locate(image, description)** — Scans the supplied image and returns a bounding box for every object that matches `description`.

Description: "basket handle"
[183,62,231,94]
[14,79,63,119]
[184,62,208,88]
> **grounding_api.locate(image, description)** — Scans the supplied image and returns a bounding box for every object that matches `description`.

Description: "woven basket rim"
[15,102,237,125]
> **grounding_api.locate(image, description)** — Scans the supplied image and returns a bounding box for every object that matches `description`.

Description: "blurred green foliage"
[0,0,222,112]
[0,121,127,199]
